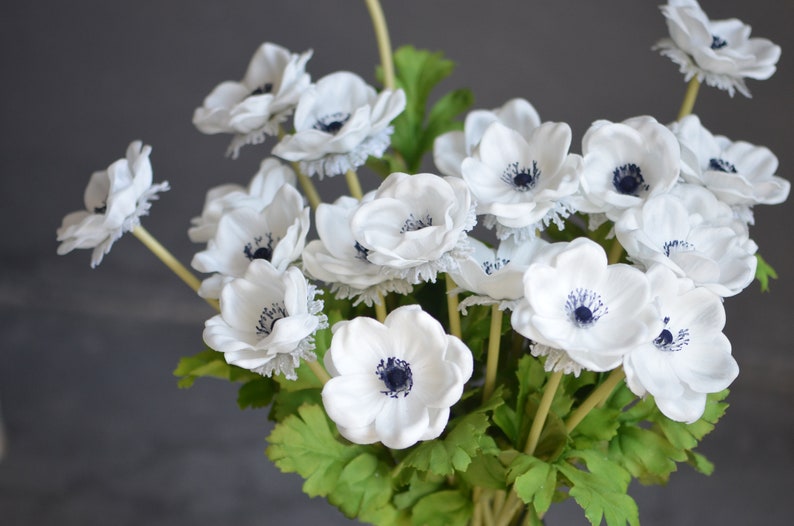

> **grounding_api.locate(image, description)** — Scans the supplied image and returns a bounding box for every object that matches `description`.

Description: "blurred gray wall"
[0,1,791,524]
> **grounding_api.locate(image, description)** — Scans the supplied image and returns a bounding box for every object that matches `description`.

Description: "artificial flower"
[614,184,757,297]
[188,158,297,243]
[302,195,412,306]
[671,114,789,223]
[577,116,680,222]
[461,121,581,238]
[654,0,781,97]
[349,172,475,284]
[434,98,541,178]
[623,265,738,423]
[191,184,310,299]
[321,305,473,449]
[272,71,406,178]
[192,42,312,157]
[511,238,660,375]
[56,141,169,267]
[203,261,326,380]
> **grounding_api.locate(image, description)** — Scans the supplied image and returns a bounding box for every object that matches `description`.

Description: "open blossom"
[322,305,473,449]
[461,121,582,238]
[511,238,660,375]
[56,141,169,267]
[577,116,680,221]
[671,114,789,223]
[191,184,310,299]
[654,0,781,97]
[623,265,738,423]
[350,172,476,284]
[302,195,412,306]
[272,71,406,178]
[192,43,312,158]
[188,158,297,243]
[615,184,757,297]
[434,98,541,178]
[203,261,327,380]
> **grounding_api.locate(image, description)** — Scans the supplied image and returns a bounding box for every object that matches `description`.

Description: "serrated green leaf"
[331,452,396,523]
[393,472,445,510]
[412,490,472,526]
[608,426,683,485]
[755,253,778,292]
[687,450,715,476]
[269,387,322,422]
[460,453,507,490]
[572,405,621,447]
[173,349,258,388]
[492,404,519,445]
[507,454,556,512]
[237,377,278,409]
[558,450,638,526]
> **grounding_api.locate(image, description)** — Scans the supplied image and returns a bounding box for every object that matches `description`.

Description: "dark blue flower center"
[312,112,351,135]
[376,357,413,398]
[250,82,274,96]
[244,234,276,262]
[94,204,107,214]
[711,35,728,50]
[708,158,738,173]
[502,160,540,192]
[566,288,608,327]
[653,316,690,352]
[612,163,649,196]
[401,213,433,233]
[482,258,510,276]
[256,302,287,336]
[663,239,694,257]
[354,241,371,262]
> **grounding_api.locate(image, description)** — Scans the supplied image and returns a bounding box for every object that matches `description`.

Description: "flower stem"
[565,368,625,433]
[607,238,624,265]
[445,274,462,339]
[375,293,388,323]
[345,169,364,200]
[482,305,503,402]
[306,358,331,385]
[295,168,322,210]
[132,226,219,311]
[525,370,563,456]
[677,77,701,121]
[363,0,396,90]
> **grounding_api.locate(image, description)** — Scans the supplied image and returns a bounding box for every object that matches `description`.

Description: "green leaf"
[393,472,445,511]
[269,387,323,422]
[460,452,507,490]
[507,454,557,514]
[558,450,639,526]
[755,253,778,292]
[237,377,278,409]
[173,349,259,388]
[687,450,715,476]
[412,490,472,526]
[608,426,683,485]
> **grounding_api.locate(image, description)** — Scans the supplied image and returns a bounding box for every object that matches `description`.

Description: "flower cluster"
[56,1,786,524]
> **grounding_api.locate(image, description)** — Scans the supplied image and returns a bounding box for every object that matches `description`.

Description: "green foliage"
[412,490,472,526]
[173,349,260,388]
[237,377,277,409]
[383,45,473,173]
[755,253,778,292]
[506,454,558,515]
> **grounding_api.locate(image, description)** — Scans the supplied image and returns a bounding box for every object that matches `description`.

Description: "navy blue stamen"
[244,234,276,261]
[709,158,738,173]
[256,302,288,336]
[711,35,728,50]
[501,160,541,192]
[250,82,274,96]
[663,239,694,257]
[354,241,371,262]
[376,357,413,398]
[565,288,608,327]
[401,213,433,233]
[654,316,690,352]
[482,258,510,275]
[612,163,649,196]
[312,112,351,135]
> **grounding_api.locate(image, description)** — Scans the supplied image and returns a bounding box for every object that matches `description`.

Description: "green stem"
[482,305,503,402]
[677,77,701,120]
[445,274,462,339]
[565,368,625,433]
[375,293,388,323]
[306,358,331,386]
[607,238,624,265]
[363,0,396,90]
[345,169,364,200]
[295,167,322,210]
[132,226,219,311]
[524,370,563,456]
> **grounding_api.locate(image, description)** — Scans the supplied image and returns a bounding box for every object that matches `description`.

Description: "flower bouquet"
[55,1,788,524]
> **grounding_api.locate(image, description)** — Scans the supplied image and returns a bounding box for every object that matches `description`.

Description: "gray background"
[1,0,791,524]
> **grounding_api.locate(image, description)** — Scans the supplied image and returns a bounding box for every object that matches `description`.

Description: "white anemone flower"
[450,236,549,314]
[203,261,327,380]
[461,121,582,238]
[614,186,757,297]
[321,305,473,449]
[671,115,789,223]
[188,158,297,243]
[302,195,413,306]
[272,71,406,178]
[511,238,660,375]
[56,141,169,267]
[654,0,781,97]
[577,116,680,222]
[434,98,541,178]
[192,43,312,158]
[350,172,476,284]
[623,265,738,423]
[191,184,310,299]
